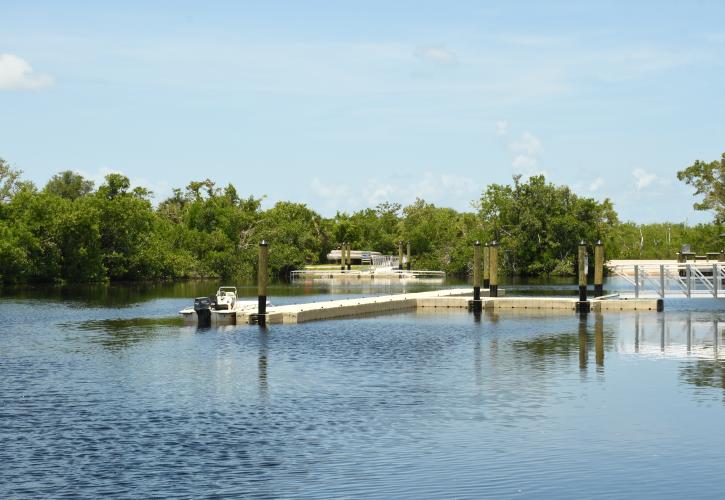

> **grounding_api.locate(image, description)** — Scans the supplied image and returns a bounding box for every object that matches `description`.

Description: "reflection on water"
[595,314,604,368]
[680,359,725,392]
[619,312,724,360]
[509,313,614,369]
[258,330,269,401]
[70,317,186,349]
[1,286,725,498]
[0,279,414,308]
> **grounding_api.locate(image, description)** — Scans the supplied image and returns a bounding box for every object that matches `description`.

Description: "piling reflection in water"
[622,312,724,360]
[595,314,604,369]
[634,313,640,353]
[578,316,588,371]
[474,335,483,387]
[258,331,269,401]
[511,311,725,371]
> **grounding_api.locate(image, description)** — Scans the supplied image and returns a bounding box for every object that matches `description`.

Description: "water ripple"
[1,294,725,498]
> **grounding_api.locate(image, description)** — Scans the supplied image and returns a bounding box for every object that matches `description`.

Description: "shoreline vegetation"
[0,156,722,284]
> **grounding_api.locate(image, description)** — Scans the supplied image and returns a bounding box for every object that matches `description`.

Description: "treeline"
[0,159,721,284]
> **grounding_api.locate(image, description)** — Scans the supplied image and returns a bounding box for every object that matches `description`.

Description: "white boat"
[214,286,239,310]
[179,286,267,325]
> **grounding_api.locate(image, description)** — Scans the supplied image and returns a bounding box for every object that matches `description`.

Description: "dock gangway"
[610,262,725,299]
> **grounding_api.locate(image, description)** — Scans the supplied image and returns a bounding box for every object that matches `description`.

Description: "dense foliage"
[0,157,722,284]
[478,175,618,275]
[677,152,725,224]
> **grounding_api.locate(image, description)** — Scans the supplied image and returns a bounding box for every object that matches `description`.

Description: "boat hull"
[179,300,267,326]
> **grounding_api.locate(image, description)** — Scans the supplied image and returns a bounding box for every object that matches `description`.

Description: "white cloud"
[508,131,543,171]
[497,34,569,47]
[588,177,604,192]
[512,155,537,169]
[363,180,398,206]
[310,178,350,200]
[594,47,701,82]
[632,168,659,190]
[415,46,457,64]
[308,171,478,213]
[413,172,479,199]
[0,53,54,90]
[509,131,542,156]
[495,120,508,136]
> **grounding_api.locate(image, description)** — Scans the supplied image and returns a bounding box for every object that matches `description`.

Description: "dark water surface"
[2,281,725,499]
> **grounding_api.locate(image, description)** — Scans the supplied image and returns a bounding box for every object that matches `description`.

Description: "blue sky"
[1,1,724,223]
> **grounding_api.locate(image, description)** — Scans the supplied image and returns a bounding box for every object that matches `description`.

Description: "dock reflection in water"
[620,311,723,359]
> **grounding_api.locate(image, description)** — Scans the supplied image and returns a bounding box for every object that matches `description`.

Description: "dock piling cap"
[474,240,480,246]
[260,240,268,246]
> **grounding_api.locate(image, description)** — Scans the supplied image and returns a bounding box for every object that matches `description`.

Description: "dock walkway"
[236,288,661,325]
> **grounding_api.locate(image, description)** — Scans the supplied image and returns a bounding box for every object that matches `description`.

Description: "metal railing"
[610,263,724,298]
[371,255,400,270]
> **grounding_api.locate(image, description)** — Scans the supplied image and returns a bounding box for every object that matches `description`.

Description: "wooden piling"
[346,242,351,271]
[483,242,490,289]
[578,241,587,301]
[340,243,345,271]
[406,241,411,271]
[489,241,499,297]
[594,240,604,297]
[258,240,268,326]
[398,240,404,270]
[473,241,481,303]
[576,240,590,313]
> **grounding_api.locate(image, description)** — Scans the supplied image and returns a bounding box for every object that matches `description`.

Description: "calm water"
[2,281,725,499]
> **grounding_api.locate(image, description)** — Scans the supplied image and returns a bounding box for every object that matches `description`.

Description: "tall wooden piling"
[398,240,404,270]
[489,241,499,297]
[578,241,588,301]
[406,241,411,271]
[346,242,351,271]
[258,240,268,327]
[594,240,604,297]
[483,242,490,289]
[576,240,590,313]
[473,241,481,302]
[340,243,345,271]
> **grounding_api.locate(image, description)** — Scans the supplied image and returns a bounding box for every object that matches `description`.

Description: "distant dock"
[290,269,446,283]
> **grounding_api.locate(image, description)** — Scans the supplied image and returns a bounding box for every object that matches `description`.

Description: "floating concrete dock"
[235,288,661,325]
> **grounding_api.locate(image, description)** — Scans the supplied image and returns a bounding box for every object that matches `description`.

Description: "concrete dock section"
[237,288,661,325]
